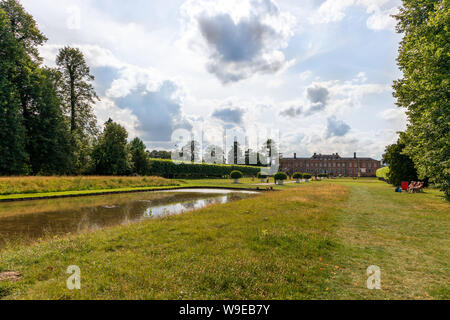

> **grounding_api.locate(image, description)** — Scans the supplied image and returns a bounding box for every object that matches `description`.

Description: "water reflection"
[0,189,256,247]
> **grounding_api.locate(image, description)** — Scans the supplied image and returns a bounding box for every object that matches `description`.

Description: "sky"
[21,0,407,160]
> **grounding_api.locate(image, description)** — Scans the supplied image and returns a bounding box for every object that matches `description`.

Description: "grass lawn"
[0,177,298,201]
[0,178,448,299]
[0,176,179,198]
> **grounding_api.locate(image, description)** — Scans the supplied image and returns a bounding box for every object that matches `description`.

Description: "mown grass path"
[0,179,448,299]
[327,179,449,299]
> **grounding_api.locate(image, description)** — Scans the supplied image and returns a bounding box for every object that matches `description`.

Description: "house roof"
[282,153,379,161]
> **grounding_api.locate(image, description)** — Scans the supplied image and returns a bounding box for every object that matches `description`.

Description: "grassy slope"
[0,178,297,201]
[0,176,179,197]
[0,179,448,299]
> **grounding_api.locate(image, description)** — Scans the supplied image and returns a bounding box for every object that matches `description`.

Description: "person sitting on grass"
[408,181,415,193]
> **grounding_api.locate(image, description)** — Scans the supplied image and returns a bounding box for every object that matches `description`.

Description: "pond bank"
[0,185,265,202]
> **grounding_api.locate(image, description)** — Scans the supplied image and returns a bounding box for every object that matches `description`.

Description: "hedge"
[230,170,243,179]
[303,173,312,179]
[274,172,288,181]
[147,159,261,179]
[293,172,302,179]
[376,167,390,181]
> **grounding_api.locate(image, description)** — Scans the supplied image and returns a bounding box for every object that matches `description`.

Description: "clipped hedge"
[147,159,261,179]
[257,172,268,179]
[303,173,312,180]
[230,170,243,179]
[274,172,288,181]
[293,172,302,179]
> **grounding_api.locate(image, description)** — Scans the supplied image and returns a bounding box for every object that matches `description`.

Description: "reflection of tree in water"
[204,198,217,205]
[181,201,197,210]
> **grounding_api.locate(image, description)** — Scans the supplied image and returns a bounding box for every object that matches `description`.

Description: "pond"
[0,189,258,247]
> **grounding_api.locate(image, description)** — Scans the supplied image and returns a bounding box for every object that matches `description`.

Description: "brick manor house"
[280,153,381,177]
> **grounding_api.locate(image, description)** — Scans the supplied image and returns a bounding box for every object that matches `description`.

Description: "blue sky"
[22,0,407,160]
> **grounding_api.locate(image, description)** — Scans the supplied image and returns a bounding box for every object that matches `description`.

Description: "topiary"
[230,170,243,180]
[303,173,312,180]
[257,172,267,179]
[274,172,288,181]
[293,172,302,179]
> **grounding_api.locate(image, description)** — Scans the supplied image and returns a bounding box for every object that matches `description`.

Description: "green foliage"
[230,170,243,180]
[274,172,288,181]
[303,173,312,180]
[91,119,130,175]
[318,173,328,178]
[382,139,418,186]
[0,2,72,175]
[55,46,99,174]
[129,137,150,175]
[376,167,390,181]
[147,159,260,179]
[26,68,72,175]
[0,9,27,174]
[293,172,302,179]
[257,172,268,179]
[55,46,99,135]
[393,0,449,198]
[148,150,171,159]
[0,0,47,61]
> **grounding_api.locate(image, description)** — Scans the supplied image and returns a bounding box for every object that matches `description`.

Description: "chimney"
[354,152,357,159]
[294,153,297,159]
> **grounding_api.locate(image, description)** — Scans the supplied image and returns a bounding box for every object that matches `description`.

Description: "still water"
[0,189,257,246]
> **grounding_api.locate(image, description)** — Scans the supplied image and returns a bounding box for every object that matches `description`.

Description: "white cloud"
[310,0,400,31]
[310,0,354,24]
[326,116,351,138]
[365,6,398,31]
[379,107,407,130]
[180,0,296,83]
[94,98,139,139]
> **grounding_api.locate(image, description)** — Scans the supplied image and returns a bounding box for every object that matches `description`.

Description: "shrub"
[230,170,243,180]
[257,172,268,179]
[293,172,302,179]
[303,173,312,180]
[376,166,390,182]
[274,172,288,181]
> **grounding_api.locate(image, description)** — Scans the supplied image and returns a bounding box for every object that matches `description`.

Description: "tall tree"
[129,137,149,175]
[26,68,72,174]
[0,9,27,174]
[55,46,98,135]
[393,0,449,199]
[0,0,46,61]
[92,119,130,175]
[55,46,99,173]
[1,1,74,175]
[382,139,419,187]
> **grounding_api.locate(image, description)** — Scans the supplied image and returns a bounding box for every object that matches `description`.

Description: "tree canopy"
[393,0,449,198]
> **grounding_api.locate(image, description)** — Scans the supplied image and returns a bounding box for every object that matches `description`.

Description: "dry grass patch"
[0,272,20,282]
[0,176,178,195]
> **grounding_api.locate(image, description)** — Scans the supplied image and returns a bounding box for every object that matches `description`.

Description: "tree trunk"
[70,70,76,132]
